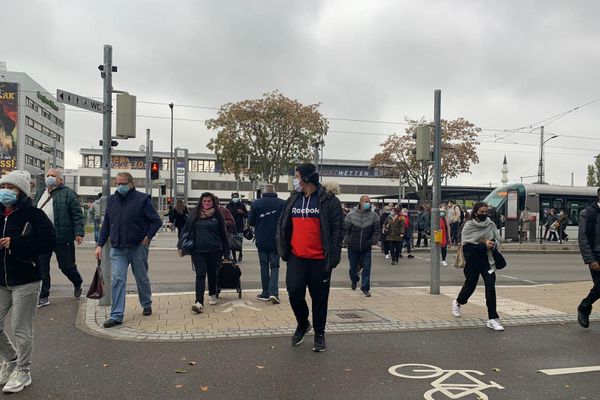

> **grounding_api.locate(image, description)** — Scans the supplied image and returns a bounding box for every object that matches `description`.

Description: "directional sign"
[56,89,104,113]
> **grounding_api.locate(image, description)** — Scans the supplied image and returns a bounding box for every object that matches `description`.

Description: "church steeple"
[501,155,508,185]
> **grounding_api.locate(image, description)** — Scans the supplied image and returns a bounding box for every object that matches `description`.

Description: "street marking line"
[538,366,600,376]
[501,275,539,285]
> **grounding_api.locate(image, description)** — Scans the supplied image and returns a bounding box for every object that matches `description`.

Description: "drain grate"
[328,309,388,324]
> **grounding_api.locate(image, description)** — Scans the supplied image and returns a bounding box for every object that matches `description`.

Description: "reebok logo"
[292,207,320,214]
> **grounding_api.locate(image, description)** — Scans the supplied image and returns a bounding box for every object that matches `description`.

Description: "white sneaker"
[2,369,31,393]
[209,296,217,305]
[191,302,204,314]
[486,319,504,331]
[0,360,16,386]
[441,261,448,267]
[385,254,390,259]
[451,300,461,317]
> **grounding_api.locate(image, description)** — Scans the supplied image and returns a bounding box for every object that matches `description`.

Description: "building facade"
[0,63,65,178]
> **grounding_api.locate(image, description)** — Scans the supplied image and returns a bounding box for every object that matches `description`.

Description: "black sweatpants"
[192,251,221,305]
[39,242,83,299]
[456,262,499,320]
[580,267,600,310]
[286,254,331,335]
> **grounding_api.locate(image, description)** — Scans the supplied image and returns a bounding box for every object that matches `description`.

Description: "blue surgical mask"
[232,197,240,203]
[117,184,130,195]
[293,178,302,193]
[0,189,18,207]
[363,202,371,210]
[440,211,446,217]
[45,176,57,187]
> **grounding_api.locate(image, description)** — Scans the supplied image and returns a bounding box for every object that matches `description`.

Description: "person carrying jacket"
[384,208,405,265]
[34,168,85,307]
[277,163,343,352]
[249,184,285,304]
[226,193,248,262]
[95,172,163,328]
[576,189,600,328]
[344,195,380,297]
[0,170,56,394]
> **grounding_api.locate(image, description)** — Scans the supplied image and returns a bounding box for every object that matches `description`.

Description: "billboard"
[0,82,17,174]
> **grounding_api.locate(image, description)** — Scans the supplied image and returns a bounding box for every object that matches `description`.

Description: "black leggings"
[192,251,220,304]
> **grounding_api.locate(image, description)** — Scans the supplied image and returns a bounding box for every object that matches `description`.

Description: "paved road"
[44,247,589,298]
[22,298,600,399]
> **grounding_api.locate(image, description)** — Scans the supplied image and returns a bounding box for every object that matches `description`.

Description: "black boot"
[578,304,591,328]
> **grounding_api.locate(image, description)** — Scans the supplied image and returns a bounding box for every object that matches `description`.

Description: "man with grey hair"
[95,172,162,328]
[34,168,85,307]
[249,183,285,303]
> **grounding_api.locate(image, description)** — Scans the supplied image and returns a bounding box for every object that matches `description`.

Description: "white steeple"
[501,155,508,185]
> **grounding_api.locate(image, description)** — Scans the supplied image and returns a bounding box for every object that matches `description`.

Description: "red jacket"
[440,217,449,248]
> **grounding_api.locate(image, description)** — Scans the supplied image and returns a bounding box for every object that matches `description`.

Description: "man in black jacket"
[249,184,285,304]
[577,189,600,328]
[277,163,343,352]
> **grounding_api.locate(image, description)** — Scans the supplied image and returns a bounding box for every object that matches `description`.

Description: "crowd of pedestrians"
[2,163,599,395]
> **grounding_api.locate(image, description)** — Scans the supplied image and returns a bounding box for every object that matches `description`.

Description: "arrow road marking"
[538,366,600,376]
[220,300,261,313]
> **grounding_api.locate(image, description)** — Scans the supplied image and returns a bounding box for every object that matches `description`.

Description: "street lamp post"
[169,102,174,201]
[536,125,558,184]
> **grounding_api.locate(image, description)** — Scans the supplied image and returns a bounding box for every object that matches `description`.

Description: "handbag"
[453,244,465,269]
[86,260,105,299]
[229,234,243,251]
[492,248,507,270]
[177,220,195,256]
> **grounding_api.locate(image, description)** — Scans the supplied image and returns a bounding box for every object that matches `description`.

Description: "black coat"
[578,202,600,264]
[248,193,285,252]
[277,185,343,272]
[0,196,57,286]
[463,242,490,269]
[226,201,248,233]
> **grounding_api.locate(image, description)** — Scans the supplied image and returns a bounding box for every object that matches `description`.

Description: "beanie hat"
[0,170,31,197]
[296,163,319,185]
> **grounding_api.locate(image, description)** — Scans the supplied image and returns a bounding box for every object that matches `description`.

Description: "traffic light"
[414,125,431,161]
[160,185,166,196]
[167,197,173,205]
[150,161,159,180]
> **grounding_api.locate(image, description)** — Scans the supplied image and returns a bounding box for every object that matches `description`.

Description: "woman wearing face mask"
[451,202,504,331]
[383,207,405,265]
[0,170,56,393]
[439,208,450,266]
[183,192,230,312]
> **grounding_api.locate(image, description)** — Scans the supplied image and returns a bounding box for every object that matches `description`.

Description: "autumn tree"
[371,118,481,204]
[586,155,600,186]
[206,91,328,184]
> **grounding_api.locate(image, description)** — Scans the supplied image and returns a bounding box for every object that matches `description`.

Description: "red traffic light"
[150,161,159,180]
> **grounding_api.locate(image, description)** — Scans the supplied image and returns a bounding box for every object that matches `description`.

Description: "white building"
[0,62,65,178]
[77,148,403,205]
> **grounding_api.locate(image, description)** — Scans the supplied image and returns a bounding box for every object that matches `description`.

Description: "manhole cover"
[329,309,387,324]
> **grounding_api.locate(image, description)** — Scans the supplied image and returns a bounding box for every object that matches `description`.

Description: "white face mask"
[293,178,302,193]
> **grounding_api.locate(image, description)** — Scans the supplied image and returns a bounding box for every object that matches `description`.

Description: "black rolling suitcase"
[216,260,242,299]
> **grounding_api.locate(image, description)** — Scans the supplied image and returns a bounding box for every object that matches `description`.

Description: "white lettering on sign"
[388,363,504,400]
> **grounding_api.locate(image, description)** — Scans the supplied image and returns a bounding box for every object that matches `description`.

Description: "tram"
[483,183,597,226]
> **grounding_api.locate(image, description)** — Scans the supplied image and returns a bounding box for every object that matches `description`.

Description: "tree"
[206,91,328,184]
[371,117,481,204]
[586,155,600,186]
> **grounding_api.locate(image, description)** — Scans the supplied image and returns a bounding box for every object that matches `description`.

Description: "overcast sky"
[4,0,600,187]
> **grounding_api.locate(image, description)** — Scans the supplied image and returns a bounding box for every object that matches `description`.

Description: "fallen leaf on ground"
[175,369,189,374]
[102,364,109,368]
[188,361,197,366]
[270,346,275,350]
[200,386,209,392]
[175,384,183,389]
[345,369,352,372]
[565,384,570,388]
[492,368,501,372]
[256,365,265,369]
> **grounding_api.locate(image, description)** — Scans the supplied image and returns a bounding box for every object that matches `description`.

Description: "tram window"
[568,201,588,224]
[552,199,563,211]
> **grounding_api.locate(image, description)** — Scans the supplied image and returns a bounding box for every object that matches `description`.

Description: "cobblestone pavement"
[77,281,599,342]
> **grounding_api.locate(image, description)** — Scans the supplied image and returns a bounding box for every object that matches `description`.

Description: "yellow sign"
[434,230,443,244]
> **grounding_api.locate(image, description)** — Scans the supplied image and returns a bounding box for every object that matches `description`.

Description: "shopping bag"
[453,244,465,269]
[86,260,105,299]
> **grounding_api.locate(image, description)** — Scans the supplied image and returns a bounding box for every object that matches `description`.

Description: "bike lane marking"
[538,366,600,376]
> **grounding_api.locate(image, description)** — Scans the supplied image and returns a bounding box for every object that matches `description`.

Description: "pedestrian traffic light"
[160,185,166,196]
[167,197,173,205]
[414,125,431,161]
[150,161,159,180]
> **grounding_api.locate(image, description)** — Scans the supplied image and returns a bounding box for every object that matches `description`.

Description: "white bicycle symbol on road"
[388,363,504,400]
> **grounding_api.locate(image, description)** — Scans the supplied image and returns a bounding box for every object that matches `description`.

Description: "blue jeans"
[258,250,280,297]
[109,245,152,322]
[348,248,372,292]
[93,220,101,244]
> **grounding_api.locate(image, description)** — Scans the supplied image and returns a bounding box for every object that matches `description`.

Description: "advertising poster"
[0,82,18,175]
[506,190,518,220]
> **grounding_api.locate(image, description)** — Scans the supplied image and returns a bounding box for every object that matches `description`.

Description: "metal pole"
[52,135,57,168]
[430,90,442,295]
[149,139,154,202]
[537,126,544,184]
[169,103,174,202]
[145,129,151,195]
[100,45,113,307]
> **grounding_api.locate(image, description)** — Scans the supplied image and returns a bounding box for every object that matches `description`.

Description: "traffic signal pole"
[430,90,442,295]
[145,129,151,195]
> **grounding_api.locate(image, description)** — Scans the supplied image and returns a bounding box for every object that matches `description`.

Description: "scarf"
[200,207,215,219]
[461,218,502,269]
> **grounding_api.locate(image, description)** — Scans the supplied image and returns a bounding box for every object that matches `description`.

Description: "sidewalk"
[77,281,598,342]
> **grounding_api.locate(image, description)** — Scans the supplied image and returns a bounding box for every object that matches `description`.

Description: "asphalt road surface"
[19,298,600,399]
[45,247,589,297]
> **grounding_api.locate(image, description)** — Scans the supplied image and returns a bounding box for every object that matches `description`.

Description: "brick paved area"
[77,281,599,342]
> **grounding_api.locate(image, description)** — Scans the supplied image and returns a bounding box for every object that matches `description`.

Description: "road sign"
[56,89,104,113]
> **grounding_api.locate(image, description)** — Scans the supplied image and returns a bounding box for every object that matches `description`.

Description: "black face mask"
[476,213,487,222]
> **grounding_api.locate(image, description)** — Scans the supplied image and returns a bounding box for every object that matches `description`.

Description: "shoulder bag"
[177,219,196,256]
[87,259,105,299]
[453,243,465,269]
